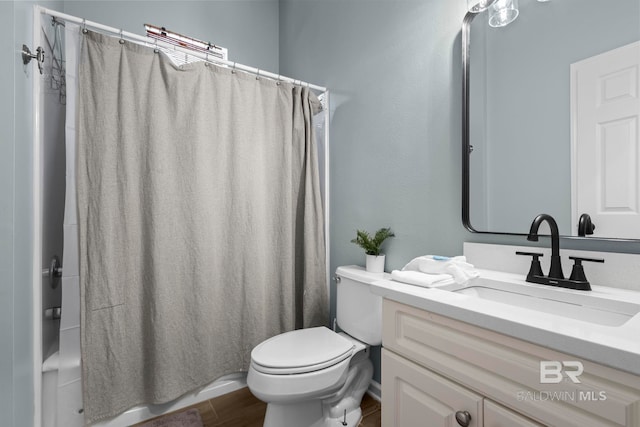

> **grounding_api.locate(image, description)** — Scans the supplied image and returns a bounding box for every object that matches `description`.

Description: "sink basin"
[451,279,640,327]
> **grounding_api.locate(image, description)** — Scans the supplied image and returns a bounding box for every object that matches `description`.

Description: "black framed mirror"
[462,0,640,240]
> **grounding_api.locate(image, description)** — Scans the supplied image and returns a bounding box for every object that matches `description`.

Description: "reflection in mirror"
[463,0,640,239]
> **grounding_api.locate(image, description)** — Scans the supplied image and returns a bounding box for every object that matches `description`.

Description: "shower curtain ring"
[276,74,281,86]
[153,40,159,53]
[232,62,236,74]
[119,29,125,44]
[82,19,88,34]
[256,69,260,80]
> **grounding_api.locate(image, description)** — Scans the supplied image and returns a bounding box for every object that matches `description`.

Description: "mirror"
[463,0,640,239]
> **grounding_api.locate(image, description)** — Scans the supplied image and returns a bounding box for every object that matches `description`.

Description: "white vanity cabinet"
[383,350,541,427]
[381,299,640,427]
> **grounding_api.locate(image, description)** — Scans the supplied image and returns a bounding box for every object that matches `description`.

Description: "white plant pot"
[366,254,386,273]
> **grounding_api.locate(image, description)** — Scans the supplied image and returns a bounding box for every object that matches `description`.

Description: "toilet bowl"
[247,266,388,427]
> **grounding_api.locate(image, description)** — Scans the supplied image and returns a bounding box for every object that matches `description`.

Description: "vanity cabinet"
[381,300,640,427]
[383,350,541,427]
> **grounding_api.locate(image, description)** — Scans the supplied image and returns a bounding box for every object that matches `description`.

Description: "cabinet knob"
[455,410,472,427]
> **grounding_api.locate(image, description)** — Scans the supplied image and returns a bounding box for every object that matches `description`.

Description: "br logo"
[540,361,584,384]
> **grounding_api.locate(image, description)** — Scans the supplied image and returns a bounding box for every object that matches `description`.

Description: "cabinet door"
[484,400,543,427]
[382,349,483,427]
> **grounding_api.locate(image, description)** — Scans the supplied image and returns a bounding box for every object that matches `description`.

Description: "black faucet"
[527,214,564,279]
[577,213,596,236]
[516,213,604,291]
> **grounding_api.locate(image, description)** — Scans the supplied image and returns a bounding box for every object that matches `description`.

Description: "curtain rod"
[37,6,328,93]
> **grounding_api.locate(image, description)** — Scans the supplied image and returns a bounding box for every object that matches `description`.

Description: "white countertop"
[371,269,640,376]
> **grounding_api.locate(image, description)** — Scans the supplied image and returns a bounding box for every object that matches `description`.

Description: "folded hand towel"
[400,255,479,285]
[444,262,479,285]
[391,270,455,288]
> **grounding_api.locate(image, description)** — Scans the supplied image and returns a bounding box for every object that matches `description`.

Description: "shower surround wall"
[4,2,64,427]
[41,22,66,362]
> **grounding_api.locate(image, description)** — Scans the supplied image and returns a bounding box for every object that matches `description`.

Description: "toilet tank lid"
[251,327,354,371]
[335,265,392,284]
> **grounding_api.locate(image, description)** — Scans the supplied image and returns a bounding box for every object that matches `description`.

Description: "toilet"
[247,265,386,427]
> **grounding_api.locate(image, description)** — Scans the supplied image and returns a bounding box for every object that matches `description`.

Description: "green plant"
[350,227,395,256]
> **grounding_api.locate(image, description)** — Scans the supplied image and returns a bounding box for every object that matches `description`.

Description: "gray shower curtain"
[76,31,327,424]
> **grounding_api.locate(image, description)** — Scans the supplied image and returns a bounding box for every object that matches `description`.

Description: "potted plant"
[351,227,395,273]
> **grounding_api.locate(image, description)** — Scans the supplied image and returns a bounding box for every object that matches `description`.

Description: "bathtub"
[42,352,247,427]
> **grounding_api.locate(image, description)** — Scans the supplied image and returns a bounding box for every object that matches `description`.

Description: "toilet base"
[263,401,362,427]
[260,354,373,427]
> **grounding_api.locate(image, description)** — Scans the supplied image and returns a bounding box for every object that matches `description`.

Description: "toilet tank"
[335,266,389,346]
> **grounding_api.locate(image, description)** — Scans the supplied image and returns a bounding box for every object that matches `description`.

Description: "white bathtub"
[42,352,247,427]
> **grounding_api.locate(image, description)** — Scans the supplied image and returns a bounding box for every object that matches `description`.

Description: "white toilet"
[247,265,386,427]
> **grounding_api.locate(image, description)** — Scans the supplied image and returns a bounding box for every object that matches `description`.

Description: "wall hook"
[22,44,45,75]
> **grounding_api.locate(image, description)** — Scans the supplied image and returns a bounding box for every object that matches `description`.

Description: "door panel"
[572,41,640,238]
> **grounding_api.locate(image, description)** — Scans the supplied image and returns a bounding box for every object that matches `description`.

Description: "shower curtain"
[76,30,327,423]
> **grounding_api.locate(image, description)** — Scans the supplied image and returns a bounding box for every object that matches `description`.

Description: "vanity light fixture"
[469,0,548,28]
[467,0,497,13]
[488,0,519,27]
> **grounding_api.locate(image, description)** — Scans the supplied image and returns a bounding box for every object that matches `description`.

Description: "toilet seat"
[251,327,355,375]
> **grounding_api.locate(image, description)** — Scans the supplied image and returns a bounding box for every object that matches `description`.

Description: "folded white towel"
[400,255,479,285]
[444,262,479,285]
[391,270,455,288]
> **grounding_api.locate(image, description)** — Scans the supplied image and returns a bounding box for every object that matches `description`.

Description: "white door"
[571,41,640,238]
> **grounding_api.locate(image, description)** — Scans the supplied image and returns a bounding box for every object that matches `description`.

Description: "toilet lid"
[251,327,355,375]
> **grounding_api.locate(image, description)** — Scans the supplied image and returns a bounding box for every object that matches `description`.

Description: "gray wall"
[1,2,17,423]
[63,0,280,74]
[280,0,470,282]
[279,0,471,381]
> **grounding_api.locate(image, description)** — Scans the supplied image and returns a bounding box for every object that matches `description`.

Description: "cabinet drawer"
[382,299,640,427]
[484,400,543,427]
[382,348,483,427]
